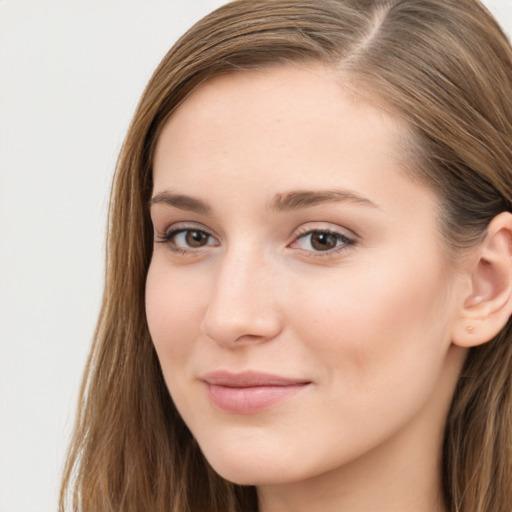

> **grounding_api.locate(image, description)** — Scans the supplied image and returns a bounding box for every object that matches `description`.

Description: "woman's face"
[146,65,467,489]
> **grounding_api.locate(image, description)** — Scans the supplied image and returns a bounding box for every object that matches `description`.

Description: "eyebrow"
[149,188,378,214]
[269,189,378,212]
[149,191,212,214]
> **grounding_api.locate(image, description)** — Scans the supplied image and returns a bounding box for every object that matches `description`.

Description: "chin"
[209,462,291,487]
[199,442,300,486]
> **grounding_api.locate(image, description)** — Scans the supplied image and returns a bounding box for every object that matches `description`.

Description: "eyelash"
[155,225,357,258]
[291,227,356,258]
[156,227,218,255]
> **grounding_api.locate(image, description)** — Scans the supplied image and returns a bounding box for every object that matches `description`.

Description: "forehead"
[152,64,430,219]
[155,65,407,175]
[159,65,406,149]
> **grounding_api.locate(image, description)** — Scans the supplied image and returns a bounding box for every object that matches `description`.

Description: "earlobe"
[452,212,512,348]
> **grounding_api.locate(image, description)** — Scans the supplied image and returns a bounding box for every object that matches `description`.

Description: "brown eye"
[292,229,355,254]
[309,232,339,251]
[159,228,218,252]
[185,230,210,247]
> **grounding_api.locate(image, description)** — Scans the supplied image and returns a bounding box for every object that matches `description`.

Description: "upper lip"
[201,370,311,388]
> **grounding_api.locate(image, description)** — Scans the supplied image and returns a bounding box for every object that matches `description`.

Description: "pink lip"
[201,370,311,414]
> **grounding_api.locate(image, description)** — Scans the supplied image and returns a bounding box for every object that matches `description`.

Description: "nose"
[201,249,284,348]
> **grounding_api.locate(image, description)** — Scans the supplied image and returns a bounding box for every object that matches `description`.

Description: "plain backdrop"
[0,1,510,511]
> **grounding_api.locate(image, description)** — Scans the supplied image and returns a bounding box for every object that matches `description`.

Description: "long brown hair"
[60,1,512,511]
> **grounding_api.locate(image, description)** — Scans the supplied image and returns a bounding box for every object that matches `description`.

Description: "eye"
[157,227,219,253]
[291,229,355,254]
[175,230,212,248]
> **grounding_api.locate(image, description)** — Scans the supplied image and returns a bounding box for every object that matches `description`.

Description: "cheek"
[287,257,454,395]
[145,260,214,424]
[145,262,206,367]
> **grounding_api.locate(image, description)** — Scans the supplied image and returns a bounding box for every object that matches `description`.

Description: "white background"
[0,1,510,511]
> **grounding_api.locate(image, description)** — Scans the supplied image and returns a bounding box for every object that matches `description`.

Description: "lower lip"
[206,383,309,414]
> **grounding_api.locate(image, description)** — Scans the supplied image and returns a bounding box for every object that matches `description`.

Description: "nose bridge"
[202,242,282,346]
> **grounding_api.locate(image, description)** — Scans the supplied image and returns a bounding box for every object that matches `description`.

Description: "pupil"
[311,232,337,251]
[186,230,207,247]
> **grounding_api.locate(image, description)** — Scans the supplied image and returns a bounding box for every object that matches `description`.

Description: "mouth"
[201,370,312,414]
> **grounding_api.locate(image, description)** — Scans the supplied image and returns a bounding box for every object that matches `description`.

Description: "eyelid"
[156,221,217,238]
[293,221,357,237]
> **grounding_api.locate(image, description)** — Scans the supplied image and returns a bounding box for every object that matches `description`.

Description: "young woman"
[60,1,512,511]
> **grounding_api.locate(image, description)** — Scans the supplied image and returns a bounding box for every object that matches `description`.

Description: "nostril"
[201,304,283,348]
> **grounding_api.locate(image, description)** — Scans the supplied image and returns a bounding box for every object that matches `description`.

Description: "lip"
[201,370,311,414]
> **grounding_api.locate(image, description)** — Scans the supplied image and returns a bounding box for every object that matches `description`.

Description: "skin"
[145,65,472,512]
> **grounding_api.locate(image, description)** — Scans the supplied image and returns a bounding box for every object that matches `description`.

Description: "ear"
[452,212,512,348]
